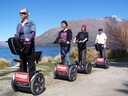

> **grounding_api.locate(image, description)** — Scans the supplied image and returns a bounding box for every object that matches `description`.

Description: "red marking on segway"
[96,58,104,63]
[56,64,68,72]
[15,72,29,83]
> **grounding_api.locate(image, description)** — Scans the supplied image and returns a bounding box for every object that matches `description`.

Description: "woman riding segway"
[95,28,107,58]
[8,8,45,95]
[73,25,92,74]
[53,20,77,81]
[94,28,110,69]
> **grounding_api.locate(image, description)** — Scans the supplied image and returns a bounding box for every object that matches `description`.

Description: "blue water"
[0,46,60,66]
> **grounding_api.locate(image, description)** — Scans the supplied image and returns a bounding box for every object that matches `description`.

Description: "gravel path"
[0,61,128,96]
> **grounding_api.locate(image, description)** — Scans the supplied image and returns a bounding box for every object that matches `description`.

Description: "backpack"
[8,37,23,55]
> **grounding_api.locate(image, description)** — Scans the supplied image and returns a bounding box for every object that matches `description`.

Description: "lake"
[0,46,60,66]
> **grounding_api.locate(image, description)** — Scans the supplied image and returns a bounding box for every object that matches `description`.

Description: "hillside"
[0,41,8,47]
[35,16,123,47]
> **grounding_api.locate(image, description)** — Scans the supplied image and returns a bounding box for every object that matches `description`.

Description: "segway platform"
[95,58,110,69]
[54,63,77,81]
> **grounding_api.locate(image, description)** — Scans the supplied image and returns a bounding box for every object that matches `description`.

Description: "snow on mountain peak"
[111,15,122,21]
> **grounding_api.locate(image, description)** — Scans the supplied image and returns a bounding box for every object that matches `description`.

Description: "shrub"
[86,48,99,61]
[0,58,10,68]
[41,56,53,63]
[70,47,115,62]
[70,47,99,62]
[107,49,128,58]
[41,47,128,64]
[54,54,61,62]
[70,47,78,59]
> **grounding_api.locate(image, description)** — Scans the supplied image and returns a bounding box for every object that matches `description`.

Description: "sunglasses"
[19,12,27,15]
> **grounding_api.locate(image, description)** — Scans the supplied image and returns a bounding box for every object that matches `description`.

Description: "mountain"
[0,41,8,47]
[103,15,123,21]
[35,18,107,46]
[35,16,125,47]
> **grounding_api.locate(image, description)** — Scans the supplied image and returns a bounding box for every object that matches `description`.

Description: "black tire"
[104,59,110,69]
[68,65,77,81]
[30,73,45,95]
[11,76,18,92]
[84,62,92,74]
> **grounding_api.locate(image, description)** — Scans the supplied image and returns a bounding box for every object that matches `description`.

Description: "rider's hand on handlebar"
[53,41,57,44]
[66,41,70,44]
[25,38,30,42]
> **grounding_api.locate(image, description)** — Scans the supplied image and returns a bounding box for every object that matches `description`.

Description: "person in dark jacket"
[73,25,88,63]
[15,8,36,73]
[54,20,72,65]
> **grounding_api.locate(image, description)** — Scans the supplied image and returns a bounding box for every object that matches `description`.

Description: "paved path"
[0,62,128,96]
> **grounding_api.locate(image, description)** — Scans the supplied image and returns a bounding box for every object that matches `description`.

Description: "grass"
[0,77,11,81]
[36,62,55,76]
[0,71,12,76]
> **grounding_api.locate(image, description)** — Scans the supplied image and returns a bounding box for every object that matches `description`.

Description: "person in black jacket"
[73,25,88,63]
[54,20,72,65]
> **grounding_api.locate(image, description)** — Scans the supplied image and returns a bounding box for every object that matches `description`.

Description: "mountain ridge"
[35,16,119,46]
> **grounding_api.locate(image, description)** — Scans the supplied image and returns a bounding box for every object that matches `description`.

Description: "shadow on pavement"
[116,82,128,95]
[110,61,128,68]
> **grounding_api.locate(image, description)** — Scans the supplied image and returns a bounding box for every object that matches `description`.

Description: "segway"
[52,42,77,81]
[94,43,110,69]
[8,37,45,95]
[74,41,92,74]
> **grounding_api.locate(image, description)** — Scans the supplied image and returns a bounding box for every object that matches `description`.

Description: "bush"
[41,56,53,63]
[86,48,99,61]
[40,47,128,64]
[70,47,99,62]
[107,49,128,58]
[0,58,10,68]
[70,47,125,61]
[54,54,61,62]
[70,47,78,59]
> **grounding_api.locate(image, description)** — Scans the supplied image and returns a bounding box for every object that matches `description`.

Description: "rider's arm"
[73,38,77,43]
[104,33,107,45]
[54,32,60,43]
[95,35,98,44]
[67,29,72,44]
[82,38,87,42]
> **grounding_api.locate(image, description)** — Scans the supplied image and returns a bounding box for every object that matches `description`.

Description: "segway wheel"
[30,73,45,95]
[104,59,110,69]
[11,77,18,92]
[68,65,77,81]
[84,62,92,74]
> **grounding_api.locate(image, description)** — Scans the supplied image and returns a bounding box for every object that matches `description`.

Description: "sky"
[0,0,127,41]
